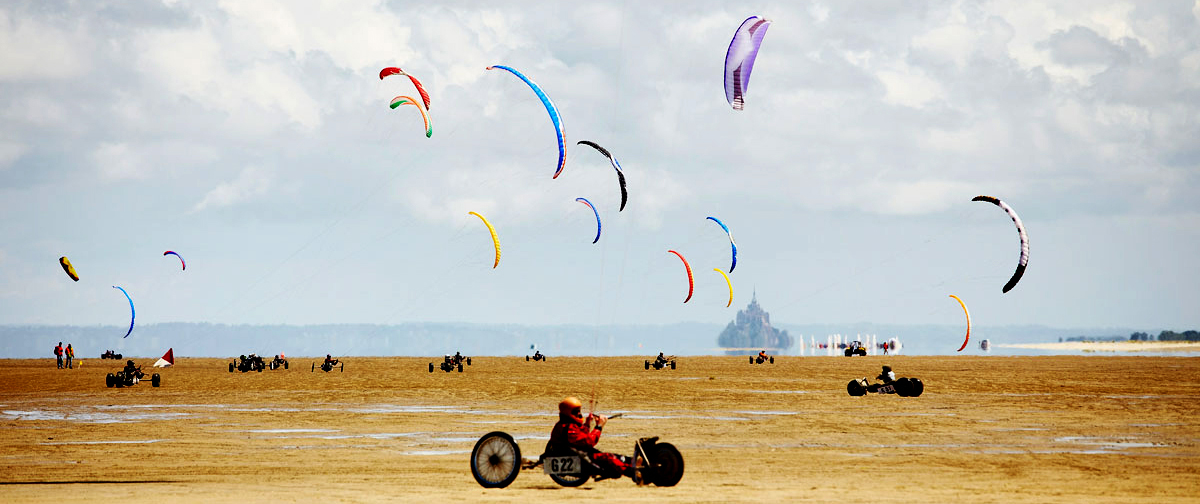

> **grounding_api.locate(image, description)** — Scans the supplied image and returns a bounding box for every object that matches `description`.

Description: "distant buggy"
[106,365,160,388]
[229,354,266,373]
[645,355,676,370]
[526,351,546,362]
[430,354,471,373]
[843,341,867,357]
[749,354,774,364]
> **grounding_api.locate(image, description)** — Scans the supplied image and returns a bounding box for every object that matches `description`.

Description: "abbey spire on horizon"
[717,291,793,355]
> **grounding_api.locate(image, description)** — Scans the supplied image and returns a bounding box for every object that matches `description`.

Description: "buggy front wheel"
[549,471,589,487]
[649,442,684,486]
[470,431,521,489]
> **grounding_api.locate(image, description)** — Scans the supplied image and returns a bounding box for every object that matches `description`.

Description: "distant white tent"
[153,348,174,368]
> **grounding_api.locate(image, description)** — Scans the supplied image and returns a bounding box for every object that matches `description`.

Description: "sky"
[1,0,1198,332]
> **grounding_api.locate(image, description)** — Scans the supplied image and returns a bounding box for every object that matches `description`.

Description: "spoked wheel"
[471,431,521,489]
[649,443,684,487]
[549,471,589,487]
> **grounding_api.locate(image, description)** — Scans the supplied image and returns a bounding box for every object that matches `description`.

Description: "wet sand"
[996,341,1200,352]
[2,355,1198,503]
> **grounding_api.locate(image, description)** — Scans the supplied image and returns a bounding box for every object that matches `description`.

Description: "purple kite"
[724,16,772,110]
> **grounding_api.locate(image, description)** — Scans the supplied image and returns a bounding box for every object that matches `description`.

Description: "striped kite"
[972,195,1029,293]
[667,250,694,303]
[575,197,601,244]
[576,141,628,211]
[706,216,738,273]
[724,16,772,110]
[379,67,431,111]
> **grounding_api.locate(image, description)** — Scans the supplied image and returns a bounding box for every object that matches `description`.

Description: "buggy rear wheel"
[470,431,521,489]
[428,363,434,373]
[549,471,589,487]
[908,378,924,397]
[649,442,684,487]
[105,373,115,388]
[670,360,676,370]
[151,373,161,387]
[847,379,866,396]
[228,362,234,372]
[845,348,853,357]
[644,360,649,370]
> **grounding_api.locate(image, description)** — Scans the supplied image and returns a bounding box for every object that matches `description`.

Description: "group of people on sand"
[53,342,75,369]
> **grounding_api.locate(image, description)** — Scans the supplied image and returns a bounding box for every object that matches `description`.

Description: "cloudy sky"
[2,0,1197,332]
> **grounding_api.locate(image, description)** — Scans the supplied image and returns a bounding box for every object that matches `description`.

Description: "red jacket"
[54,345,62,356]
[550,416,602,454]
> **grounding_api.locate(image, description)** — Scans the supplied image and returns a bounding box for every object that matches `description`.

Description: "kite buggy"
[470,426,683,488]
[430,353,471,373]
[230,354,266,372]
[313,355,343,372]
[527,350,546,362]
[106,360,160,388]
[645,353,676,370]
[749,350,774,364]
[846,366,924,397]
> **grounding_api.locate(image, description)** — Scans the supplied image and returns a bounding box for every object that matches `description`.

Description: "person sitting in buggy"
[758,350,768,361]
[655,352,667,365]
[549,397,636,480]
[324,354,339,367]
[532,350,543,360]
[877,365,895,384]
[123,360,145,381]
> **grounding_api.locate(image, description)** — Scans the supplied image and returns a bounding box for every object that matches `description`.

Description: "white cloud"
[875,65,943,108]
[0,10,89,81]
[192,165,273,211]
[93,142,147,180]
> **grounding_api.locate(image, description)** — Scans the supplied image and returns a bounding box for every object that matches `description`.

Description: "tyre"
[340,363,344,372]
[670,360,676,370]
[457,363,463,373]
[908,378,924,397]
[312,362,316,372]
[151,374,161,387]
[748,356,753,364]
[649,442,684,487]
[857,348,867,356]
[845,349,853,357]
[115,371,126,388]
[428,363,434,373]
[542,356,546,362]
[550,471,589,487]
[847,379,866,396]
[769,356,774,364]
[229,362,234,373]
[526,355,530,361]
[257,365,263,372]
[466,357,472,366]
[470,431,521,488]
[895,377,911,397]
[269,361,276,370]
[644,360,649,370]
[106,373,115,388]
[284,361,288,370]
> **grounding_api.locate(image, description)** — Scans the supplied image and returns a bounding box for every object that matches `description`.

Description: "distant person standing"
[54,342,63,369]
[65,344,75,369]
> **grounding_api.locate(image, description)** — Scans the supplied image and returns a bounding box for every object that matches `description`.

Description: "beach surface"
[995,340,1200,352]
[2,355,1198,503]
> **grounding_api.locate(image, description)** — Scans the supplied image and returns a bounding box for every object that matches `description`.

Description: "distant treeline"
[1128,330,1200,341]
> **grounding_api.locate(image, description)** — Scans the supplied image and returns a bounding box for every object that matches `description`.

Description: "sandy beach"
[2,355,1198,503]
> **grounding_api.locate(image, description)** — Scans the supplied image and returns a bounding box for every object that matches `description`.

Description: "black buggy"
[105,362,160,388]
[846,376,924,397]
[229,354,266,373]
[526,351,546,362]
[100,350,123,360]
[470,429,684,489]
[843,341,868,357]
[749,354,775,364]
[268,355,289,370]
[313,359,343,372]
[429,353,471,373]
[645,354,676,370]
